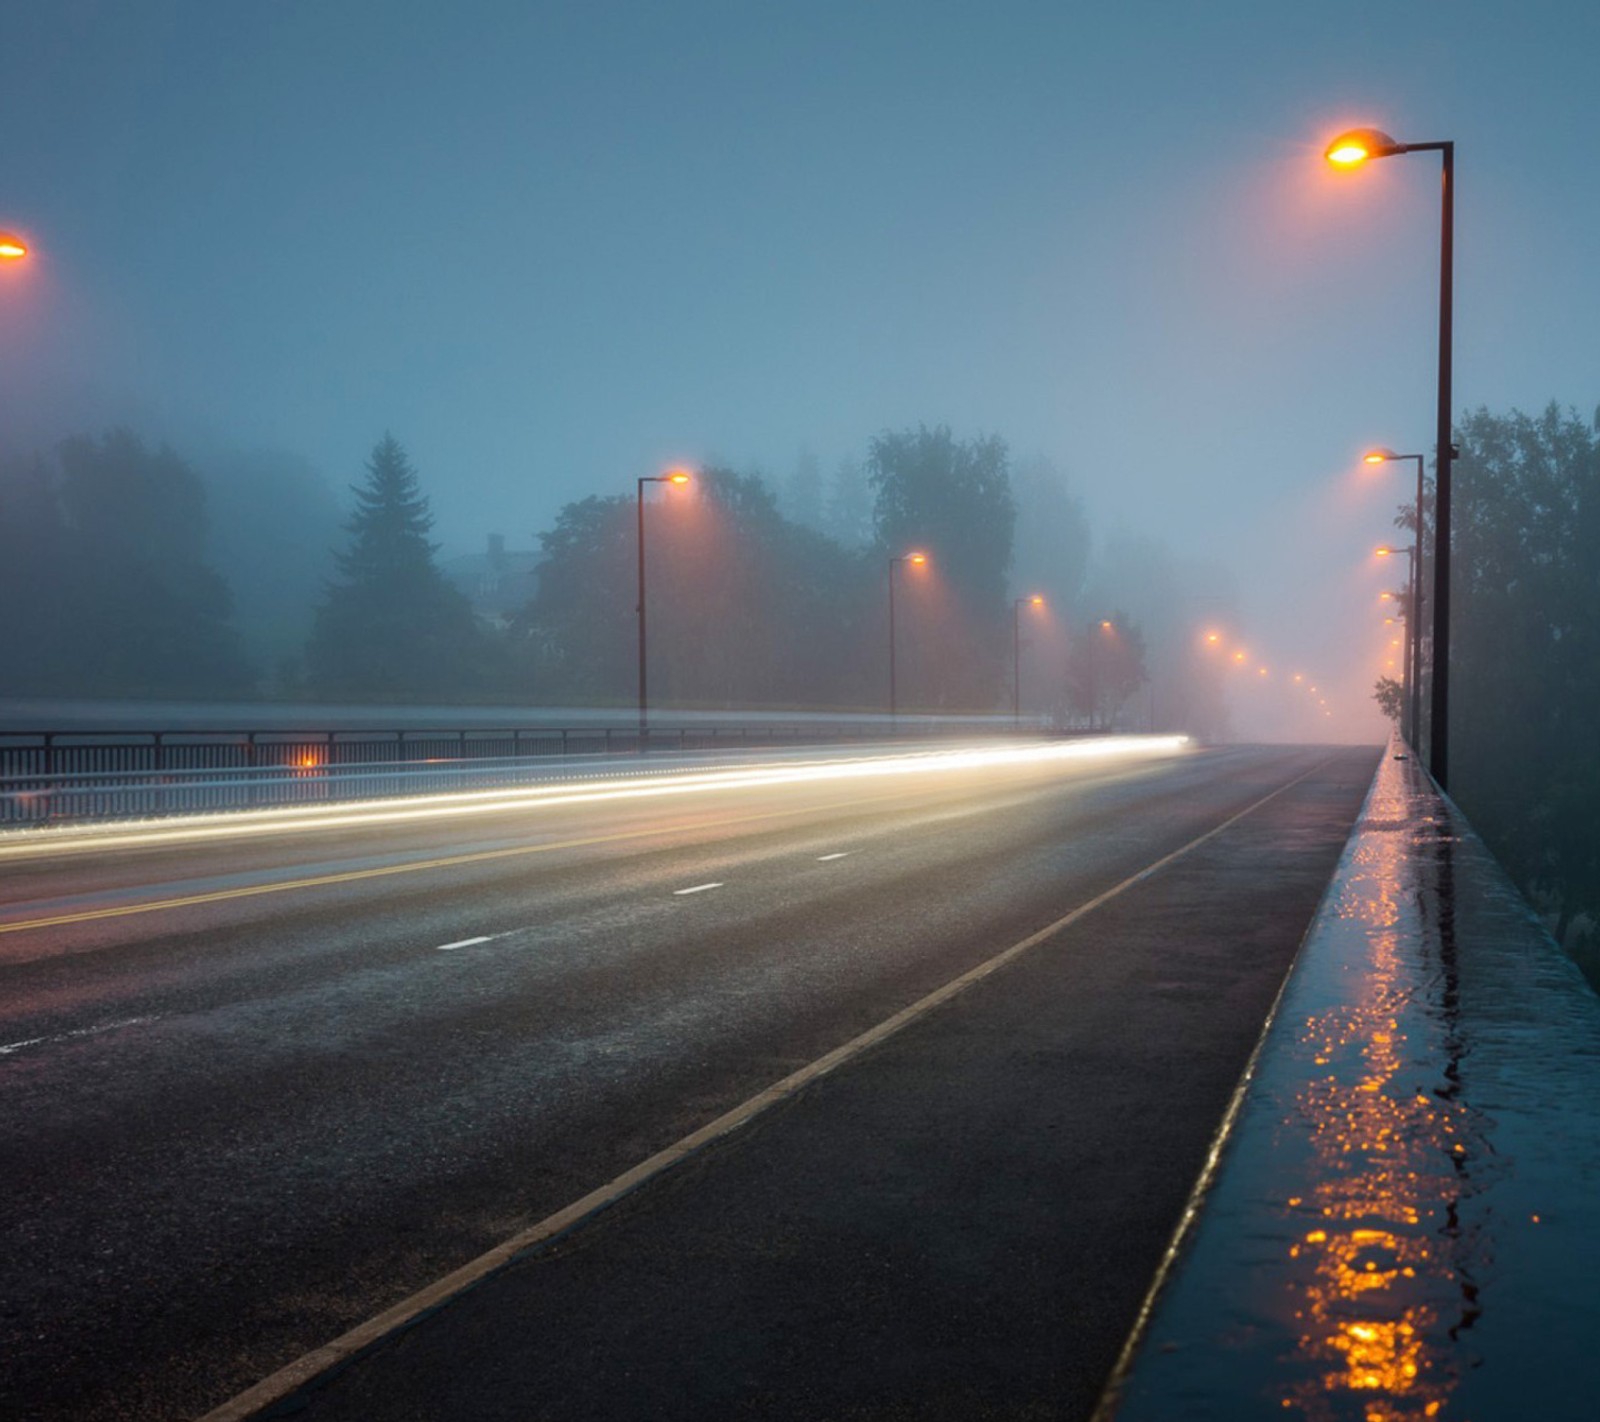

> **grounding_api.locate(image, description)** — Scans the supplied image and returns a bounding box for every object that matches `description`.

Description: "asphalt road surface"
[0,739,1379,1420]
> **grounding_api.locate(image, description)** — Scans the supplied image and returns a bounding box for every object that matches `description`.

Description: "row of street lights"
[1364,447,1426,748]
[638,492,1057,737]
[1326,128,1454,786]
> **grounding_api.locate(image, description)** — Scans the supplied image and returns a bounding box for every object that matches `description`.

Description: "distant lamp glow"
[1011,594,1047,725]
[1233,650,1247,664]
[888,550,931,717]
[0,233,27,261]
[1100,619,1113,631]
[665,469,692,486]
[1363,446,1399,466]
[1204,630,1222,646]
[1374,545,1395,558]
[1325,129,1400,167]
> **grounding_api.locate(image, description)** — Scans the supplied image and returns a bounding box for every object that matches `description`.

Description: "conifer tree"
[306,435,485,696]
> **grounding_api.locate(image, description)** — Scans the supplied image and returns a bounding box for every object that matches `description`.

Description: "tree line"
[0,422,1227,729]
[1372,400,1600,986]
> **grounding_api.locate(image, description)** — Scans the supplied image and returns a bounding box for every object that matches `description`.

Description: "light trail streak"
[0,737,1190,864]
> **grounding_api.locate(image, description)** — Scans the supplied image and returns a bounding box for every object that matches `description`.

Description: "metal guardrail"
[0,722,1012,825]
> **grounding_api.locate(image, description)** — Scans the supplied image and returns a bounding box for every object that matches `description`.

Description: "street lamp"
[1365,447,1427,751]
[887,550,928,720]
[1012,594,1045,727]
[636,467,692,746]
[1375,540,1419,743]
[1329,128,1455,786]
[0,233,27,262]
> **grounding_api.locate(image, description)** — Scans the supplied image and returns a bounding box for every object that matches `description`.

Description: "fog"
[3,1,1599,747]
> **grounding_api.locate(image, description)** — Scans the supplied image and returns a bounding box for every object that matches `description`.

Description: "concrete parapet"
[1099,743,1600,1420]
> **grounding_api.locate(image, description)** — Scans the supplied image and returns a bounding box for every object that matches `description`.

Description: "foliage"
[1082,532,1237,739]
[199,446,345,680]
[0,430,250,696]
[516,468,878,708]
[306,435,493,697]
[1446,402,1600,968]
[1063,614,1147,729]
[868,425,1015,708]
[1372,675,1404,727]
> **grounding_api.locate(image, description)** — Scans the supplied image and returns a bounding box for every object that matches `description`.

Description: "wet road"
[0,740,1374,1420]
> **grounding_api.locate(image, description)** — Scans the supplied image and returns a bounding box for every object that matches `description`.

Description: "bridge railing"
[0,721,1034,825]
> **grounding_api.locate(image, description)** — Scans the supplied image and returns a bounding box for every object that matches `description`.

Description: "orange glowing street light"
[1012,594,1046,726]
[636,466,694,743]
[1324,129,1406,167]
[0,233,27,262]
[1329,126,1455,786]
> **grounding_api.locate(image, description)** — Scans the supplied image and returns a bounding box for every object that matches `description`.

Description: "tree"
[1372,675,1404,727]
[782,447,825,532]
[199,445,345,688]
[306,435,489,697]
[823,456,874,547]
[515,467,878,710]
[1064,615,1147,729]
[0,429,249,696]
[868,425,1015,709]
[1440,401,1600,979]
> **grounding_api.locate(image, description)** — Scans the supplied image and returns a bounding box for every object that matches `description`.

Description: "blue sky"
[3,1,1597,735]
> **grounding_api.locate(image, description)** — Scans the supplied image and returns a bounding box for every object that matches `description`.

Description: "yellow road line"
[0,788,933,937]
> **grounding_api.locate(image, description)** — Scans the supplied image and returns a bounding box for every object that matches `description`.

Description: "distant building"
[441,533,540,629]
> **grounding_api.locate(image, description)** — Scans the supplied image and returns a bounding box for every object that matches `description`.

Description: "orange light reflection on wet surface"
[1278,777,1489,1421]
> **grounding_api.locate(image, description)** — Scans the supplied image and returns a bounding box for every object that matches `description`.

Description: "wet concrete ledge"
[1098,745,1600,1420]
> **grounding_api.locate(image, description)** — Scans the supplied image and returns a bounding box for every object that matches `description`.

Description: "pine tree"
[306,435,486,697]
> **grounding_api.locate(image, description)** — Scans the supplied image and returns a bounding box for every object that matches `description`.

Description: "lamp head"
[1363,446,1399,465]
[1325,128,1402,167]
[0,233,27,261]
[664,468,692,486]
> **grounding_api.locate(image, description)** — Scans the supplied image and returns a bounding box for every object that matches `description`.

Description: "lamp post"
[1364,448,1427,752]
[1087,618,1115,731]
[887,551,928,721]
[1375,541,1419,745]
[1012,594,1045,727]
[1328,128,1454,787]
[636,467,691,746]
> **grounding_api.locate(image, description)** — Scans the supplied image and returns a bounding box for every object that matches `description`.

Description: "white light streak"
[673,882,724,896]
[0,736,1191,863]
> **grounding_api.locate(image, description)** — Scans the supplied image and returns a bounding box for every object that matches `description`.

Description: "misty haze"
[3,4,1598,1421]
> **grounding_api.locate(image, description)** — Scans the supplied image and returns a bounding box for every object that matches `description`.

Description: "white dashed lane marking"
[673,883,724,896]
[0,1016,160,1057]
[435,935,499,952]
[816,852,851,861]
